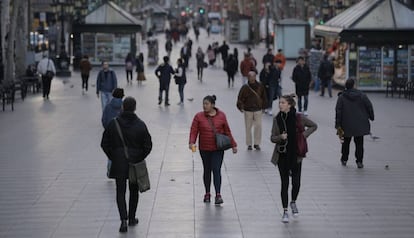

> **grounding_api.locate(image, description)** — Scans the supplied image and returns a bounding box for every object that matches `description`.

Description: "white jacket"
[37,58,56,75]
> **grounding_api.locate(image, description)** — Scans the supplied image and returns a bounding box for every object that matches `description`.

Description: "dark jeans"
[297,94,308,112]
[227,73,235,86]
[158,86,170,104]
[200,150,224,194]
[116,178,139,220]
[41,76,52,98]
[178,84,185,103]
[341,136,364,163]
[126,70,133,82]
[320,78,332,97]
[267,86,278,109]
[278,159,302,208]
[81,74,89,91]
[197,66,203,80]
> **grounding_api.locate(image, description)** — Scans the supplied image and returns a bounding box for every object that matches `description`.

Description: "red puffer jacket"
[189,109,237,151]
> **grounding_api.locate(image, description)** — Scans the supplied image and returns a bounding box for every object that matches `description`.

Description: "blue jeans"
[100,91,113,110]
[313,77,320,92]
[267,86,277,110]
[297,94,308,112]
[321,79,332,97]
[178,84,185,103]
[200,150,224,194]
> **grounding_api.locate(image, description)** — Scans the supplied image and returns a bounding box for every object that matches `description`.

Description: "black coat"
[225,56,238,76]
[101,112,152,179]
[292,64,312,96]
[335,89,374,137]
[155,63,175,90]
[318,59,334,81]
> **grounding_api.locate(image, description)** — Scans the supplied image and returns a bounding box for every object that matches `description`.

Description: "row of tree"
[1,0,28,85]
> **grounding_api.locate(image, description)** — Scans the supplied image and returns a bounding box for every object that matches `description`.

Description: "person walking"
[155,56,175,106]
[237,71,268,150]
[207,45,216,67]
[165,39,173,58]
[125,53,135,84]
[335,79,374,168]
[318,54,335,97]
[262,48,274,65]
[271,94,317,223]
[175,58,187,105]
[79,55,92,94]
[219,41,230,70]
[101,97,152,233]
[96,61,118,110]
[189,95,237,205]
[37,54,56,100]
[274,49,286,71]
[225,54,238,88]
[135,53,145,86]
[196,47,205,81]
[292,56,312,115]
[240,53,257,85]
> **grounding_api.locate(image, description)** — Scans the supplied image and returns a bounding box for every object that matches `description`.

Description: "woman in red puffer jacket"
[189,95,237,205]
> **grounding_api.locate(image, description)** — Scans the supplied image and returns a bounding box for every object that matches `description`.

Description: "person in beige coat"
[270,94,317,223]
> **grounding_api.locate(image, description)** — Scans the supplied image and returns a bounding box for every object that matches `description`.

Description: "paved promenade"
[1,31,414,238]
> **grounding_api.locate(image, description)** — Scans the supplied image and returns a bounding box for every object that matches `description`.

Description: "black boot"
[128,218,139,226]
[119,220,128,233]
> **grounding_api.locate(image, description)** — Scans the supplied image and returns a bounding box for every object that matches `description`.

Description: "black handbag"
[114,119,150,193]
[207,117,232,151]
[44,59,55,79]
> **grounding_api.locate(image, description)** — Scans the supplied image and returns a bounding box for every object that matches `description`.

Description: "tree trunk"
[5,0,18,85]
[15,0,28,77]
[1,0,10,83]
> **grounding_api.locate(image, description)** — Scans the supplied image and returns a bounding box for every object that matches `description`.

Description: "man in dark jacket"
[262,48,274,65]
[237,71,268,151]
[292,56,312,115]
[155,56,175,106]
[219,41,230,69]
[96,61,118,110]
[318,54,335,97]
[101,97,153,232]
[335,79,374,168]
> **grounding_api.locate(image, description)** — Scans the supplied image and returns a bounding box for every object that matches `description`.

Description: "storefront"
[314,0,414,90]
[72,1,142,66]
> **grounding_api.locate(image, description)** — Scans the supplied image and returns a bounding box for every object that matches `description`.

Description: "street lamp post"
[266,1,270,49]
[51,0,74,77]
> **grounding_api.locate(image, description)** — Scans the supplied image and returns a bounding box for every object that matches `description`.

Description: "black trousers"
[278,159,302,208]
[116,178,139,220]
[41,76,52,98]
[81,74,89,91]
[126,70,133,82]
[200,150,224,194]
[341,136,364,163]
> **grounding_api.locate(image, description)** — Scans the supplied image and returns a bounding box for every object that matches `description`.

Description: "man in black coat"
[262,48,274,65]
[318,54,335,97]
[155,56,175,106]
[335,79,374,168]
[101,97,152,232]
[292,56,312,115]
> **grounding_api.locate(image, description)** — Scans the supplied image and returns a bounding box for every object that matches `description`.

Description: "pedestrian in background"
[237,71,268,151]
[79,55,92,94]
[271,94,317,223]
[165,39,173,58]
[225,54,238,88]
[136,53,145,86]
[96,61,118,110]
[240,53,256,85]
[233,48,239,73]
[292,56,312,115]
[189,95,237,205]
[318,54,335,97]
[335,79,374,168]
[262,48,274,65]
[207,45,216,67]
[37,54,56,100]
[125,53,135,84]
[155,56,175,106]
[175,58,187,105]
[196,47,205,81]
[274,49,286,71]
[219,40,230,70]
[101,97,152,233]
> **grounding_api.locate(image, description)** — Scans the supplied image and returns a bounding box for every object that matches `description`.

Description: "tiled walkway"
[1,32,414,238]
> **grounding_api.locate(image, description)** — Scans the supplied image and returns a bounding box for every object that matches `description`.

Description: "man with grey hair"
[237,71,268,150]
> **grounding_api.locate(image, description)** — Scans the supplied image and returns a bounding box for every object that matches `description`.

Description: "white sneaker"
[282,211,289,223]
[303,111,308,116]
[268,112,273,116]
[290,202,299,217]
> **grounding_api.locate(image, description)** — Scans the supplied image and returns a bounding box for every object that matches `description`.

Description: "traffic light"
[319,19,324,25]
[199,7,205,14]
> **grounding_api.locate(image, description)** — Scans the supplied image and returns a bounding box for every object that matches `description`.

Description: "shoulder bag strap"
[247,85,262,105]
[114,119,129,160]
[206,116,217,135]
